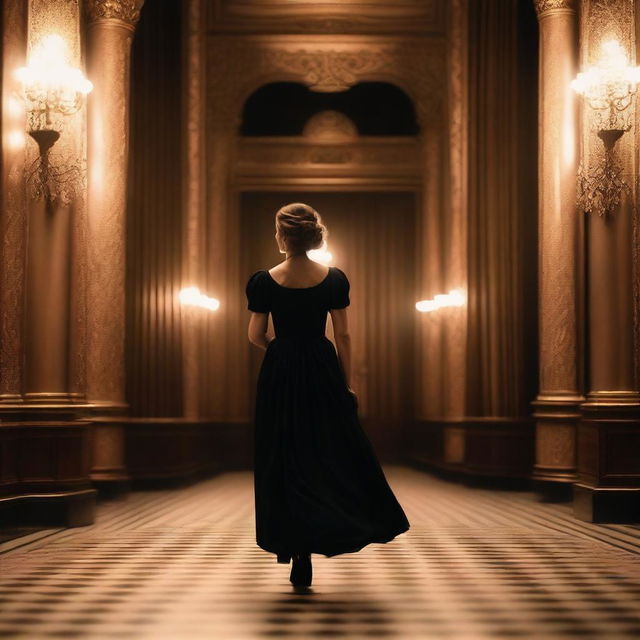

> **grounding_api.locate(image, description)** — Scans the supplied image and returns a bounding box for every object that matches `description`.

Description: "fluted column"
[85,0,143,485]
[531,0,583,488]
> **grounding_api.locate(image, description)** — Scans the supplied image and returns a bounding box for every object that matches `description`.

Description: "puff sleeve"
[330,267,350,309]
[246,270,271,313]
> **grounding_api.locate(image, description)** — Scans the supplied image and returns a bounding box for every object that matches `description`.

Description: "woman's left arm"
[248,312,274,350]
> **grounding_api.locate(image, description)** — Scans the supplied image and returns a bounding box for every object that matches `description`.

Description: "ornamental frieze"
[86,0,144,25]
[206,37,444,129]
[533,0,576,17]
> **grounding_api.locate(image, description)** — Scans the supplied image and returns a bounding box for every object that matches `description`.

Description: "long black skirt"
[253,335,410,561]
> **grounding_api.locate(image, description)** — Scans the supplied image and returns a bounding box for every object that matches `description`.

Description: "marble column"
[531,0,583,489]
[85,0,144,486]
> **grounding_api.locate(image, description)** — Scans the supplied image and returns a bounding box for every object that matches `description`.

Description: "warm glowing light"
[16,34,93,96]
[7,130,26,150]
[308,243,333,265]
[179,287,220,311]
[416,289,466,313]
[5,96,23,118]
[15,34,93,133]
[571,39,640,126]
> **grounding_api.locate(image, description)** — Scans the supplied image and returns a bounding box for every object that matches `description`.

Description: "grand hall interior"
[1,1,640,638]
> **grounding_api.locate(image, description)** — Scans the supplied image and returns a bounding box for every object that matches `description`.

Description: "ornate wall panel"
[20,0,88,400]
[579,0,636,395]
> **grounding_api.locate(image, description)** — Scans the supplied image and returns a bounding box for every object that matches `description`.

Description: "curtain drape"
[126,0,184,417]
[465,0,539,418]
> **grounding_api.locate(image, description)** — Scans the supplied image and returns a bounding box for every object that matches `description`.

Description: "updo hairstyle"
[275,202,327,253]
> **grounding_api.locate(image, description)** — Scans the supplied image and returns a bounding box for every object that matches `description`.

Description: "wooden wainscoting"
[0,421,96,527]
[405,417,535,481]
[123,419,254,486]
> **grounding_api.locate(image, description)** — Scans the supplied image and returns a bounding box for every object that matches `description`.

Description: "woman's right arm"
[329,307,352,389]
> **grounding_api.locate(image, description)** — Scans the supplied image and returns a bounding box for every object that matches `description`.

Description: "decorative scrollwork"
[576,133,631,217]
[264,49,389,92]
[25,150,86,206]
[85,0,144,25]
[534,0,576,17]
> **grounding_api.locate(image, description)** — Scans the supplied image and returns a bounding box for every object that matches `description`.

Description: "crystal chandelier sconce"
[15,34,93,203]
[571,39,640,216]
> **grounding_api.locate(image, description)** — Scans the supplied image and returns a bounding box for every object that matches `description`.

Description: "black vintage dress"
[246,265,410,562]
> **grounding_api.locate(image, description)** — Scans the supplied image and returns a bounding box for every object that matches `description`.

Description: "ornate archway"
[182,3,456,430]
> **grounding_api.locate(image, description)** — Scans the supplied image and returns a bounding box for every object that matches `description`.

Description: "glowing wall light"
[14,34,93,203]
[571,39,640,129]
[15,34,93,140]
[308,242,333,265]
[571,39,640,216]
[416,289,466,313]
[7,130,26,150]
[178,287,220,311]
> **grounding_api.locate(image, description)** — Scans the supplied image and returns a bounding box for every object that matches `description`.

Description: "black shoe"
[289,553,312,586]
[277,552,292,564]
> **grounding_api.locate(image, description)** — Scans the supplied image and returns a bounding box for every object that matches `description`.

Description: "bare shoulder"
[268,261,330,282]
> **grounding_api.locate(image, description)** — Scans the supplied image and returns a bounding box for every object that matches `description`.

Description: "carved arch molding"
[205,37,446,132]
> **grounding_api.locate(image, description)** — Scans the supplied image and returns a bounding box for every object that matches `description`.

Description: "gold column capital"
[85,0,144,27]
[534,0,576,18]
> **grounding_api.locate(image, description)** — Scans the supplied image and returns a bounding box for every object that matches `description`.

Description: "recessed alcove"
[240,81,420,136]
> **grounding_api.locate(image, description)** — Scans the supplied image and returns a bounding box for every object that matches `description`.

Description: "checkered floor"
[2,466,640,639]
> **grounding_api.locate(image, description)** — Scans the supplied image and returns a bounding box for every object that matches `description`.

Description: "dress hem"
[260,524,410,562]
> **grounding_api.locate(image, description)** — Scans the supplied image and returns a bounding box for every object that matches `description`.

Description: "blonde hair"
[275,202,327,253]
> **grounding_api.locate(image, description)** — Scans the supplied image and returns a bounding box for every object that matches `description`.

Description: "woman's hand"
[346,386,358,410]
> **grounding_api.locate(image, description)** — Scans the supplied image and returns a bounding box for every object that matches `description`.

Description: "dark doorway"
[241,82,420,136]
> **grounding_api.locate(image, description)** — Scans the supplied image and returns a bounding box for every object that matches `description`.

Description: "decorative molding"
[206,37,444,130]
[237,139,421,171]
[208,0,445,35]
[269,49,387,92]
[534,0,576,17]
[85,0,144,26]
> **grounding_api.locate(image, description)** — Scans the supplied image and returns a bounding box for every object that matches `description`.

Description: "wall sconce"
[179,287,220,311]
[571,39,640,216]
[416,289,465,313]
[15,34,93,203]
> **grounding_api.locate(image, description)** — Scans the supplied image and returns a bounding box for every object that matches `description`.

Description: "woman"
[246,202,410,587]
